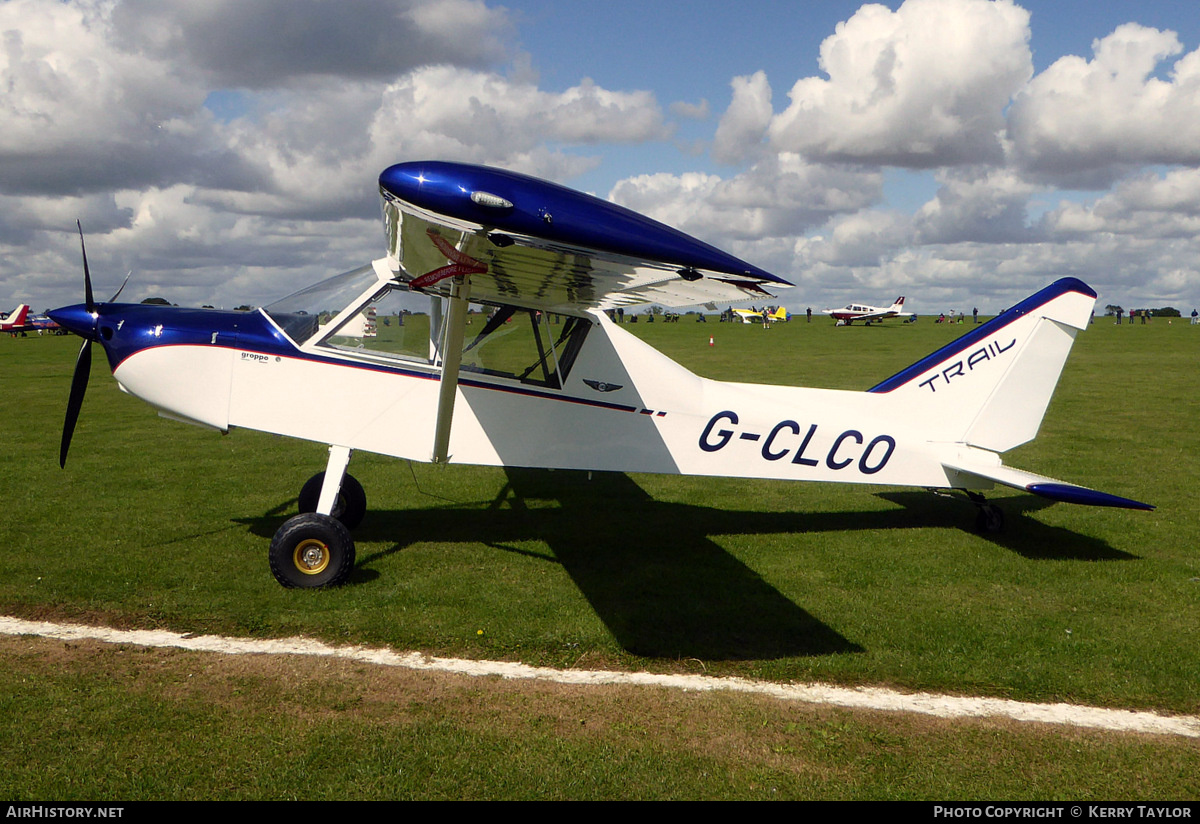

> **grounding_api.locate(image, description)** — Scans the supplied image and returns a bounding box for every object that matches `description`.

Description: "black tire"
[298,471,366,530]
[975,504,1005,534]
[269,513,356,589]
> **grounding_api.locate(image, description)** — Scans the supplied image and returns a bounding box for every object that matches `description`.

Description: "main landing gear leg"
[269,445,361,589]
[297,445,366,530]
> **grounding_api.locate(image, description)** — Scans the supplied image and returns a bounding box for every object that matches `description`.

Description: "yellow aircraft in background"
[732,306,790,324]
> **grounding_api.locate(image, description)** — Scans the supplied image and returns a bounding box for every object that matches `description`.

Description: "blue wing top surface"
[378,161,791,311]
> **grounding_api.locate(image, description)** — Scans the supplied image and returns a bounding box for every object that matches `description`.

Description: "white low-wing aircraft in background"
[823,297,914,325]
[50,161,1151,588]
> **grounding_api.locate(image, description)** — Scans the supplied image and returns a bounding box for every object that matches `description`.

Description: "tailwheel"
[966,492,1005,534]
[975,504,1005,534]
[269,513,356,589]
[298,471,366,530]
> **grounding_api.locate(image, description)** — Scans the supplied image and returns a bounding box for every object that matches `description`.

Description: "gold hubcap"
[293,538,330,575]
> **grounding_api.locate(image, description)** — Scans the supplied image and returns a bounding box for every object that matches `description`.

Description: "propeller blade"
[60,338,92,468]
[77,220,95,313]
[109,271,132,303]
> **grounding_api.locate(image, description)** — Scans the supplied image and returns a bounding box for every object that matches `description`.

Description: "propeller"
[79,220,95,313]
[59,222,97,468]
[60,329,92,468]
[58,222,129,468]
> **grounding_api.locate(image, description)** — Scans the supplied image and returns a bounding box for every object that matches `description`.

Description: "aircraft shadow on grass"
[237,468,1134,661]
[873,491,1137,562]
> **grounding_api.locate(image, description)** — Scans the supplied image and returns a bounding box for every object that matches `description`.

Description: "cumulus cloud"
[1006,23,1200,186]
[914,168,1045,244]
[669,99,710,120]
[0,0,524,199]
[767,0,1032,167]
[795,210,913,270]
[0,0,674,308]
[111,0,513,87]
[712,71,772,165]
[367,70,667,165]
[608,154,882,243]
[364,67,665,175]
[1042,168,1200,240]
[4,0,1199,314]
[0,0,243,195]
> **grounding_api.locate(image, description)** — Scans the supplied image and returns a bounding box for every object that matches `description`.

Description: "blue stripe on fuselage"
[102,304,643,417]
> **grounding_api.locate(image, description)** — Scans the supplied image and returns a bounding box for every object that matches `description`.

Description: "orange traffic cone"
[709,335,714,346]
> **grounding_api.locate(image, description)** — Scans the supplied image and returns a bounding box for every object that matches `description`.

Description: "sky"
[2,0,1200,315]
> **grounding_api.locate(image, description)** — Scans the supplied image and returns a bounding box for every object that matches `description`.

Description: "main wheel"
[298,471,366,530]
[269,513,356,589]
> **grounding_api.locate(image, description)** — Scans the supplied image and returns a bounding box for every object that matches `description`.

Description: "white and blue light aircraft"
[50,161,1152,589]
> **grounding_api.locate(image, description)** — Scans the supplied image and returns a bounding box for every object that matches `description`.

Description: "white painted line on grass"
[4,615,1198,739]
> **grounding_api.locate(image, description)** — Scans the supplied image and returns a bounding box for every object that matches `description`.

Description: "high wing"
[378,161,791,313]
[375,161,796,463]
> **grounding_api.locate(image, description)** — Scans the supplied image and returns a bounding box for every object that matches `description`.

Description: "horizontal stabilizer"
[1026,482,1154,510]
[944,459,1154,511]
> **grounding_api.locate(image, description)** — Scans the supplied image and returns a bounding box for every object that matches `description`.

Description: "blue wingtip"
[1027,483,1154,511]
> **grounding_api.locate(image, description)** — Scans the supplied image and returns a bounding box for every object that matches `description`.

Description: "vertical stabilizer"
[2,304,30,329]
[869,278,1096,453]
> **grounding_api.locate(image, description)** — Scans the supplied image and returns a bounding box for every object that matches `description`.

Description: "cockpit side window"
[310,281,591,387]
[318,285,434,364]
[460,306,589,388]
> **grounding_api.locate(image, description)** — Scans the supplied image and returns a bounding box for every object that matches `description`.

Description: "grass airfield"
[1,310,1197,799]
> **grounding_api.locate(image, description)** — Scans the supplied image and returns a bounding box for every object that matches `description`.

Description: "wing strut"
[431,274,472,464]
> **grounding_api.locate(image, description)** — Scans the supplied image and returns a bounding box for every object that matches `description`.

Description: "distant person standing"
[806,307,812,323]
[1191,308,1198,325]
[973,307,978,324]
[1116,307,1123,324]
